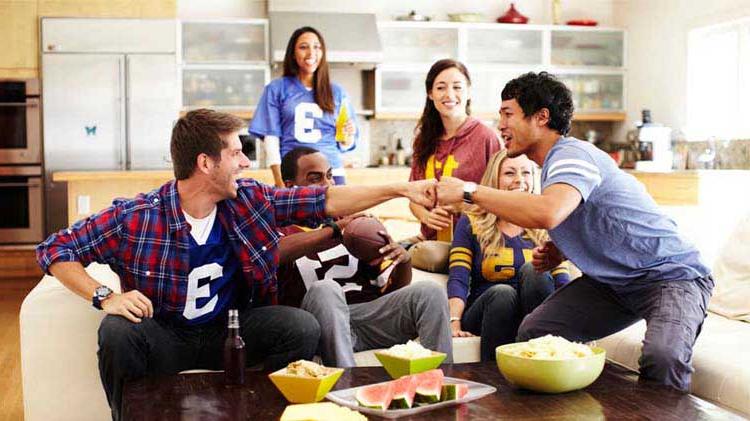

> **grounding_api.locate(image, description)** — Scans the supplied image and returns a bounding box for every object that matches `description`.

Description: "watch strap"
[323,219,342,239]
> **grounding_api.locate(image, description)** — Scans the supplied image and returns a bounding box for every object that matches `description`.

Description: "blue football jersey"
[249,76,358,170]
[180,217,240,325]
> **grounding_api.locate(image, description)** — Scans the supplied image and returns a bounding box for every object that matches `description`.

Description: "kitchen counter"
[53,168,749,226]
[53,168,416,225]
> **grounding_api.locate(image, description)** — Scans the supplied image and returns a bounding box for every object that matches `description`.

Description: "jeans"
[97,305,320,420]
[301,280,453,367]
[517,274,713,391]
[462,263,555,362]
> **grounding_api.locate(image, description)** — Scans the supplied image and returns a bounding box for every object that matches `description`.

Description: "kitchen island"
[53,168,747,226]
[52,167,417,226]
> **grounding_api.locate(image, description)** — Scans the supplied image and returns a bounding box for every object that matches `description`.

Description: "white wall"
[178,0,621,25]
[617,0,750,138]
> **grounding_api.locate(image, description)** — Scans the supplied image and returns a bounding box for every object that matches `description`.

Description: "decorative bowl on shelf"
[497,3,529,24]
[567,19,598,26]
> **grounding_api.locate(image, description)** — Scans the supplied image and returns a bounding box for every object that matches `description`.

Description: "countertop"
[51,168,748,182]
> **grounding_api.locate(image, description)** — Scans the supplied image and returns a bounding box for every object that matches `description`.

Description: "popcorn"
[505,335,594,360]
[382,340,434,359]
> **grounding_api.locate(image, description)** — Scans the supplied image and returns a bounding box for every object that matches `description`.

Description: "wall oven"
[0,79,41,164]
[0,166,43,243]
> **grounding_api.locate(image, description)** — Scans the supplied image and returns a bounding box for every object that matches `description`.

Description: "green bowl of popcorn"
[496,335,606,394]
[374,340,446,379]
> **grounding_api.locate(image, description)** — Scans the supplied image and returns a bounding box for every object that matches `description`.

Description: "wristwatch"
[463,182,478,204]
[322,219,342,240]
[92,285,113,310]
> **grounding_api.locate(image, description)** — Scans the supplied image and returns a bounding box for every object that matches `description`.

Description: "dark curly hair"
[501,72,574,136]
[413,59,472,170]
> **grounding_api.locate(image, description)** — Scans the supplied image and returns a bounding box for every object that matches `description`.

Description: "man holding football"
[277,146,453,367]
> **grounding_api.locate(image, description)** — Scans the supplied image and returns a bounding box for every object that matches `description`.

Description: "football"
[342,217,388,264]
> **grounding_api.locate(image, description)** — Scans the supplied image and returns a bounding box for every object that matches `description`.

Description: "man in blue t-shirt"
[436,72,712,391]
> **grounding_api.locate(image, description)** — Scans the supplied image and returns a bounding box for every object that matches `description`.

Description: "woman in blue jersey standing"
[250,26,358,187]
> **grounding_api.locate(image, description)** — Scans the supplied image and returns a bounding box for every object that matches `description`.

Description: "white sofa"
[20,206,750,420]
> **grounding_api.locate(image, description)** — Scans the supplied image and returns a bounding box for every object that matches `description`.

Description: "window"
[686,17,750,140]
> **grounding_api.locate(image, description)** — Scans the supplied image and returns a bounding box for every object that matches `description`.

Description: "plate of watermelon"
[325,369,496,419]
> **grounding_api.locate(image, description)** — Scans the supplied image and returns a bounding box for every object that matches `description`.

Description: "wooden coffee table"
[122,362,743,420]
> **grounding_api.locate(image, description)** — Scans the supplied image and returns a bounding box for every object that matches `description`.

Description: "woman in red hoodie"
[407,59,502,271]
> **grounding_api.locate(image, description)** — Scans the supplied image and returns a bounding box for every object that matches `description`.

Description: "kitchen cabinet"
[551,29,624,67]
[0,1,38,78]
[180,19,270,113]
[374,22,626,120]
[37,0,175,18]
[379,22,458,63]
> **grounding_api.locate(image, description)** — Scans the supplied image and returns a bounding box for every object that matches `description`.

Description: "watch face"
[96,286,112,299]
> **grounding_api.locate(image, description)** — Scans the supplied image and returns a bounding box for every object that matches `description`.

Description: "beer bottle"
[224,309,246,385]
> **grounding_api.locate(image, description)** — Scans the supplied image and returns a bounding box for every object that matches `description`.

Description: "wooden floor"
[0,248,42,421]
[0,277,37,421]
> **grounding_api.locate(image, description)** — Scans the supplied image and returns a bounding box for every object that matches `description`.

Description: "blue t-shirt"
[249,76,358,170]
[180,217,240,325]
[541,137,709,287]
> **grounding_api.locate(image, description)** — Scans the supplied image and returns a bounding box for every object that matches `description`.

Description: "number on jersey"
[294,102,323,143]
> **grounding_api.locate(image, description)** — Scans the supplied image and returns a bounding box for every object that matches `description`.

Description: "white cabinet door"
[42,54,124,171]
[182,20,267,63]
[126,54,179,170]
[551,29,624,67]
[554,73,624,112]
[42,18,176,54]
[182,65,268,109]
[376,66,431,114]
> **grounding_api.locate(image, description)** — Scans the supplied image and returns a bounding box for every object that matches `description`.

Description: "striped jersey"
[447,214,569,307]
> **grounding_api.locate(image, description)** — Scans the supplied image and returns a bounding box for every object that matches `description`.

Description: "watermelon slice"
[355,381,394,410]
[388,375,418,409]
[413,369,444,404]
[440,383,469,401]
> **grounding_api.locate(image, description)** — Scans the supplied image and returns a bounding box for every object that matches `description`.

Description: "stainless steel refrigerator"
[41,18,179,234]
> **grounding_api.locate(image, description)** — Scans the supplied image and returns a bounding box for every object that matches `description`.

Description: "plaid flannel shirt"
[36,179,328,314]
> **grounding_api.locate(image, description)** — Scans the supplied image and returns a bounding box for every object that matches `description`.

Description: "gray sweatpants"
[301,280,453,367]
[517,274,714,391]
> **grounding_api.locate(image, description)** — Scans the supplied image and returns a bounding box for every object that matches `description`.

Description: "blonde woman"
[447,150,570,361]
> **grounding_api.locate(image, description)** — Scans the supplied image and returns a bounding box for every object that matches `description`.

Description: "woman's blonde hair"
[466,150,548,254]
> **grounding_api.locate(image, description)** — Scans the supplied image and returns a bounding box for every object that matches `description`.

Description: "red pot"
[497,3,529,24]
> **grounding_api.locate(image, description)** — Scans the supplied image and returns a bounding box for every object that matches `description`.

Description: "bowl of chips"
[269,360,344,403]
[496,335,606,393]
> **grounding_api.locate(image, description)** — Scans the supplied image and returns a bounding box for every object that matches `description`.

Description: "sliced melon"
[389,375,418,409]
[355,381,394,410]
[412,369,444,404]
[440,383,469,401]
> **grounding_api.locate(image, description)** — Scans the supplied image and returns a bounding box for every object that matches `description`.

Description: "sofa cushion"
[710,211,750,322]
[20,263,120,421]
[595,312,750,417]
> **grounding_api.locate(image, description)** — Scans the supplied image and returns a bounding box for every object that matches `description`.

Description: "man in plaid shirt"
[37,109,436,420]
